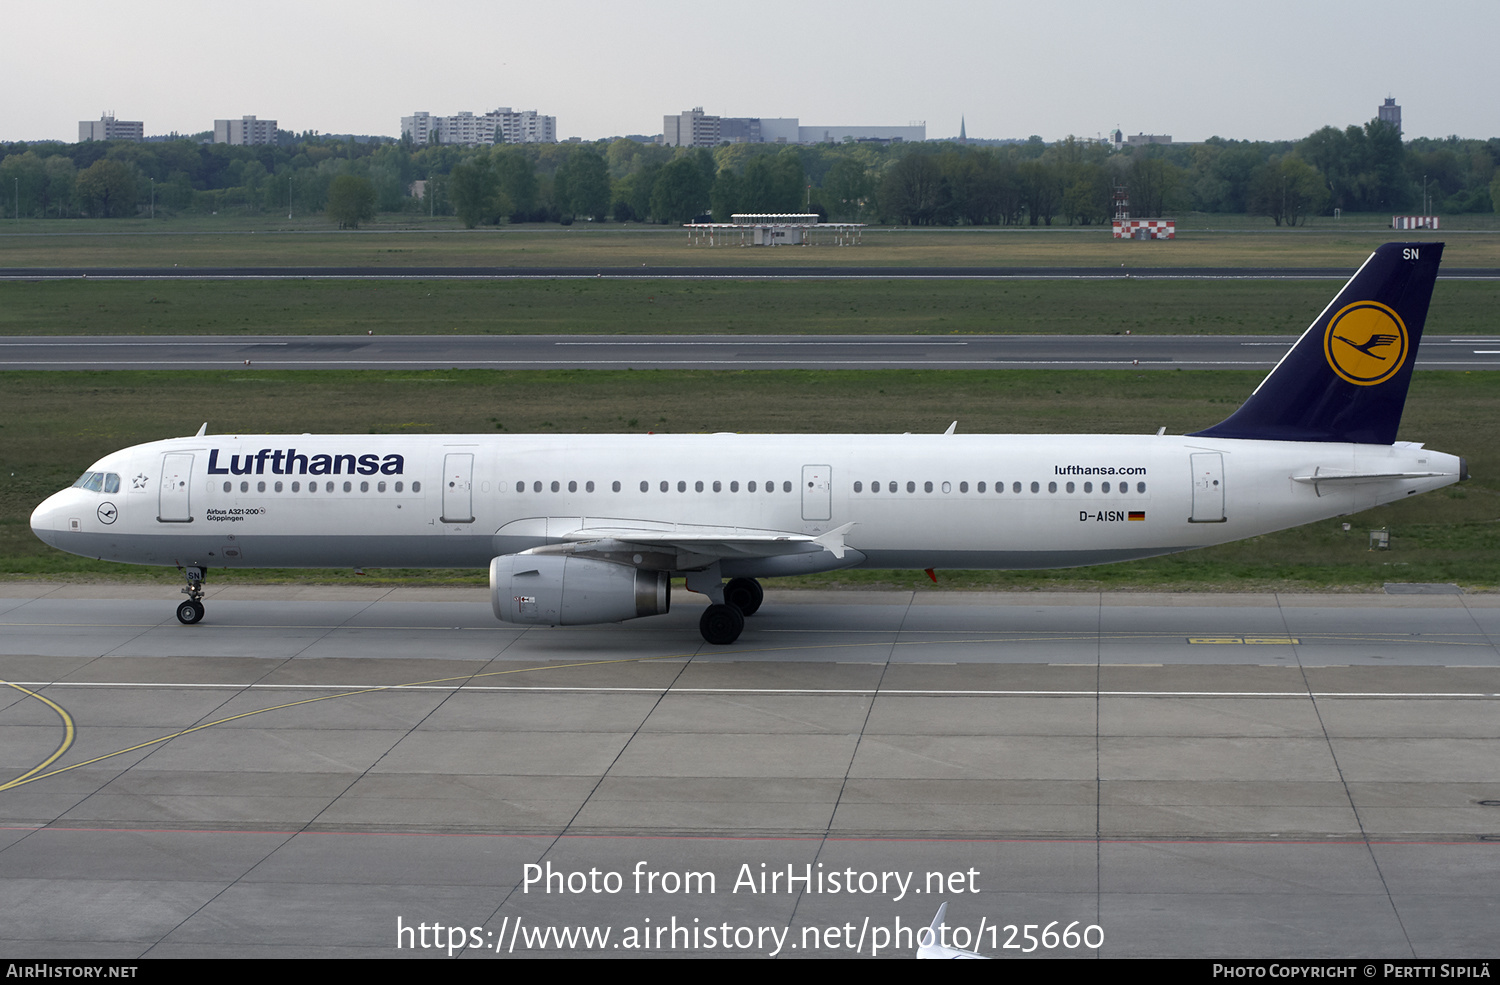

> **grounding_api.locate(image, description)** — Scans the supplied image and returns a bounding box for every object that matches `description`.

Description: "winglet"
[943,421,957,435]
[195,423,208,437]
[812,522,856,559]
[917,901,989,959]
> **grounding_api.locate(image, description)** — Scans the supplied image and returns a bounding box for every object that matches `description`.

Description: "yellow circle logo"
[1323,301,1408,386]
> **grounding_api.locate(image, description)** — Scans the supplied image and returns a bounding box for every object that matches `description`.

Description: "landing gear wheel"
[724,577,764,617]
[699,603,745,645]
[176,599,204,625]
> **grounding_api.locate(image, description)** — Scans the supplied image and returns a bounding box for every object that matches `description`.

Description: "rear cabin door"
[1189,453,1226,523]
[158,453,194,522]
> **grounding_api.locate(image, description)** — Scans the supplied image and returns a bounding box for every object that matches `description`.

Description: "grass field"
[4,369,1495,592]
[0,219,1493,269]
[3,277,1496,338]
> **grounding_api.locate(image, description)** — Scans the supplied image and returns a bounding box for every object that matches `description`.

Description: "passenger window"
[360,481,369,492]
[782,481,791,493]
[223,481,232,493]
[660,481,669,493]
[412,481,421,493]
[678,481,686,492]
[309,482,317,494]
[1048,482,1057,493]
[568,480,577,493]
[327,481,336,493]
[379,481,387,493]
[275,481,284,492]
[854,481,863,493]
[748,481,757,492]
[533,481,542,493]
[551,481,560,493]
[958,481,967,493]
[640,480,649,492]
[1030,482,1039,493]
[395,481,404,492]
[977,481,986,493]
[1102,481,1111,493]
[695,480,704,492]
[1065,482,1074,493]
[291,481,300,492]
[1084,482,1092,493]
[343,481,352,493]
[1137,482,1147,493]
[906,481,916,493]
[730,481,739,492]
[924,481,933,493]
[240,481,249,493]
[767,481,775,493]
[888,481,896,493]
[712,480,721,492]
[610,480,619,492]
[1014,482,1023,493]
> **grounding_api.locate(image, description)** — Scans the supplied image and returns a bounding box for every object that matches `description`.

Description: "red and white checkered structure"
[1112,219,1176,239]
[1392,216,1439,230]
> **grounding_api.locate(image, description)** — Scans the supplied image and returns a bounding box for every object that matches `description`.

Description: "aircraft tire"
[724,577,764,616]
[699,603,745,645]
[176,600,204,625]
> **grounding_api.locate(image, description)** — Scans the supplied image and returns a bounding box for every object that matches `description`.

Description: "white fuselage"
[31,432,1463,575]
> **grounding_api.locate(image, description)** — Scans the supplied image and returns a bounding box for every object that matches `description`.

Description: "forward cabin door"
[157,453,194,523]
[802,464,832,522]
[441,453,475,524]
[1189,452,1226,523]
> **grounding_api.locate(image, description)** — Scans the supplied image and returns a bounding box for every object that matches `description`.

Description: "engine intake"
[490,554,670,626]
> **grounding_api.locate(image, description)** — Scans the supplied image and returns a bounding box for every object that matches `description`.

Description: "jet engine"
[490,554,670,626]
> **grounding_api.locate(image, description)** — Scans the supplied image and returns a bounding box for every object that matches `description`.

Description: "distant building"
[797,124,924,144]
[1111,130,1172,150]
[79,114,143,142]
[214,116,278,146]
[401,108,556,146]
[663,107,721,147]
[1379,97,1402,135]
[663,107,923,146]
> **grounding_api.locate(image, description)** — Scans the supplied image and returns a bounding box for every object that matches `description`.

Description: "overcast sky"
[7,0,1496,144]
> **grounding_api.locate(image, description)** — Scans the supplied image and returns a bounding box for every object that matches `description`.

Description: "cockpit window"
[69,471,121,493]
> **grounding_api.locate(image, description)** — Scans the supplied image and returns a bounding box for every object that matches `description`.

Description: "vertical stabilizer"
[1189,242,1443,444]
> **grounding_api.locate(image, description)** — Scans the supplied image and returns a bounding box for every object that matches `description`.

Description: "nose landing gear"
[176,566,206,625]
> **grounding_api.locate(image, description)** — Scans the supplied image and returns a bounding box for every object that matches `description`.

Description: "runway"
[2,583,1496,958]
[3,265,1498,281]
[6,333,1500,371]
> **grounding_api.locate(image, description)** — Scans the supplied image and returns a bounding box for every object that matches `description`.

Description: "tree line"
[2,119,1495,227]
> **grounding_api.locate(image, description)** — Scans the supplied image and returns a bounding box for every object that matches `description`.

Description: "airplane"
[31,242,1465,645]
[916,902,989,959]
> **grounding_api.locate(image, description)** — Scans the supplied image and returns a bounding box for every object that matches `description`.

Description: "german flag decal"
[1128,511,1146,521]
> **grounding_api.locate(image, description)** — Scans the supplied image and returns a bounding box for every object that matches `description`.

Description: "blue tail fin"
[1189,242,1443,445]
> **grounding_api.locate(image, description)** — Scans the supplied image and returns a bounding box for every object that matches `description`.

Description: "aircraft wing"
[565,521,855,558]
[516,521,857,570]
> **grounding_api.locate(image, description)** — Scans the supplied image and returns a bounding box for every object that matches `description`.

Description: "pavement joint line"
[8,681,1498,698]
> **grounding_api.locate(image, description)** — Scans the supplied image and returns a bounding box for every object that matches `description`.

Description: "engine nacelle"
[490,554,671,626]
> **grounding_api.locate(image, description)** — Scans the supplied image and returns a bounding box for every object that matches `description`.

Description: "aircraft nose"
[30,490,74,548]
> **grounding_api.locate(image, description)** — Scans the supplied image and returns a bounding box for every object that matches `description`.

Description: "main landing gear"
[176,566,206,625]
[695,574,765,645]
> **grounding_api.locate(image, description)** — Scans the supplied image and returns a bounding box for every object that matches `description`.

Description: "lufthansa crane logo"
[1323,301,1409,386]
